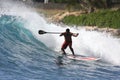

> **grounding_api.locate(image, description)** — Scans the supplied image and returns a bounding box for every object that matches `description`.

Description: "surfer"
[60,28,79,56]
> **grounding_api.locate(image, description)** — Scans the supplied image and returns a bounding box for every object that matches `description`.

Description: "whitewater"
[0,0,120,80]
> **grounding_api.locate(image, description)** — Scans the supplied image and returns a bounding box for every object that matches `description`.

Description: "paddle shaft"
[38,30,78,35]
[45,32,61,34]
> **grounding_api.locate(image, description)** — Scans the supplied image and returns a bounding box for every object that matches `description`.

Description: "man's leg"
[61,42,67,55]
[69,43,75,56]
[69,47,75,56]
[61,48,66,55]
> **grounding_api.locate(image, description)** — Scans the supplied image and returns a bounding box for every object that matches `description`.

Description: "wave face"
[0,0,120,80]
[0,14,56,79]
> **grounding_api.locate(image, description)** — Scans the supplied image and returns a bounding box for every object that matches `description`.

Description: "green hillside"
[62,9,120,29]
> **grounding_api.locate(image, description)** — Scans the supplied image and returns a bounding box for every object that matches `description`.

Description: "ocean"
[0,0,120,80]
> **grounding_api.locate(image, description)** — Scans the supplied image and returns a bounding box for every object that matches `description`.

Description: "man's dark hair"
[66,28,70,33]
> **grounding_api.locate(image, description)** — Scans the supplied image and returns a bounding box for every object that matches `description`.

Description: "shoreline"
[33,7,120,36]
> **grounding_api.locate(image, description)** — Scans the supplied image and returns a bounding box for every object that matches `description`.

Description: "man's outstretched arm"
[60,33,64,36]
[72,33,79,37]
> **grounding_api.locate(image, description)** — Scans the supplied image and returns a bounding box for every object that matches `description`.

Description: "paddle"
[38,30,61,35]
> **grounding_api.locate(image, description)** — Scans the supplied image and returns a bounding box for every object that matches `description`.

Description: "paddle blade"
[38,30,47,34]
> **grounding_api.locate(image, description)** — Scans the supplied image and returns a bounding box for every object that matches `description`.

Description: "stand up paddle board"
[67,55,100,61]
[55,55,100,65]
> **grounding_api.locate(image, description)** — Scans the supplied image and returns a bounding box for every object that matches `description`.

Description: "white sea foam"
[1,0,120,66]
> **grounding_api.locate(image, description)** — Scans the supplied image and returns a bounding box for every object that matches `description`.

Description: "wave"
[0,0,120,80]
[0,0,120,66]
[0,14,57,79]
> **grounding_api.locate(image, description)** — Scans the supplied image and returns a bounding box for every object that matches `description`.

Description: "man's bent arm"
[72,33,79,37]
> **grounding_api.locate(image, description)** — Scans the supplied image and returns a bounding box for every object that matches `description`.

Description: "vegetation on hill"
[33,0,112,10]
[62,9,120,29]
[32,0,120,29]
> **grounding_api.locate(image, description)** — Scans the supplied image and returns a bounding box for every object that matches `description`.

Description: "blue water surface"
[0,15,120,80]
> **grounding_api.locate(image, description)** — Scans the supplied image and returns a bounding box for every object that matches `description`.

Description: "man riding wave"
[60,28,79,56]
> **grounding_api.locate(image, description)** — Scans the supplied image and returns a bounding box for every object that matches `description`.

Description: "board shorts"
[62,41,72,49]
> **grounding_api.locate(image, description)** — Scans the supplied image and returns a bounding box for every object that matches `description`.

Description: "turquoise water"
[0,1,120,80]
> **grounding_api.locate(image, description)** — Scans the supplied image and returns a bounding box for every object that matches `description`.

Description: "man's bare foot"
[62,53,67,56]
